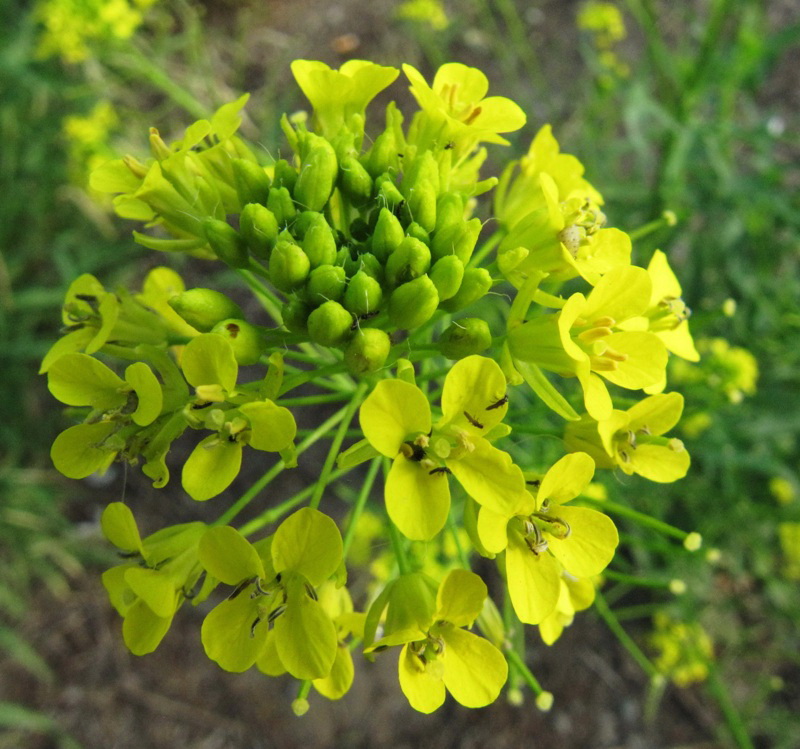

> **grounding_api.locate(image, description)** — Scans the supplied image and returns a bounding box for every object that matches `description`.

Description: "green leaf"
[50,422,118,479]
[101,503,143,553]
[180,334,238,392]
[47,353,126,410]
[271,508,342,586]
[434,570,486,627]
[124,362,163,426]
[198,526,265,584]
[515,360,580,421]
[181,436,242,501]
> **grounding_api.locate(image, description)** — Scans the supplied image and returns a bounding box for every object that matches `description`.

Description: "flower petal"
[538,452,595,507]
[360,379,431,457]
[506,532,561,624]
[440,626,508,708]
[435,569,487,627]
[546,506,618,576]
[398,643,446,714]
[386,457,450,541]
[439,355,508,434]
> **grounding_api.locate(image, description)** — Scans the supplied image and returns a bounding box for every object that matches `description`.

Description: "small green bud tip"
[650,674,667,689]
[506,688,524,707]
[269,241,311,292]
[669,579,687,595]
[535,691,554,712]
[307,300,353,346]
[240,203,278,260]
[343,271,383,316]
[210,319,265,366]
[168,289,244,332]
[722,298,737,317]
[439,318,492,359]
[291,698,310,717]
[344,329,391,375]
[705,548,721,564]
[683,532,703,552]
[662,209,678,227]
[388,275,439,330]
[202,218,249,268]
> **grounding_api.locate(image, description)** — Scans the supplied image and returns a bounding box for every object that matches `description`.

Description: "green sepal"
[428,255,464,301]
[371,207,405,262]
[385,237,431,288]
[343,271,383,316]
[168,288,244,332]
[516,360,580,421]
[269,240,311,292]
[388,275,439,330]
[439,267,492,312]
[439,318,491,359]
[231,158,271,206]
[307,265,347,305]
[202,218,249,268]
[240,203,279,260]
[344,329,391,375]
[267,186,297,227]
[307,300,353,346]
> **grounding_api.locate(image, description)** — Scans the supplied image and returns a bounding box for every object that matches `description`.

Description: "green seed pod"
[239,203,278,260]
[294,135,338,212]
[405,222,430,246]
[439,267,492,312]
[363,129,398,179]
[344,329,391,375]
[267,186,296,228]
[385,236,431,288]
[388,275,440,330]
[202,218,249,268]
[272,159,298,193]
[302,219,338,268]
[307,300,353,346]
[306,264,347,305]
[281,298,311,333]
[168,289,244,332]
[211,319,266,366]
[438,318,492,359]
[269,240,311,292]
[429,255,465,301]
[231,158,271,206]
[343,270,383,316]
[431,217,482,264]
[371,207,405,262]
[338,155,373,206]
[435,192,465,232]
[403,180,437,233]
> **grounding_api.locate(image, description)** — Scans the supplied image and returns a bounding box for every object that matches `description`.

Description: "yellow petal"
[629,443,691,483]
[439,355,508,434]
[440,626,508,707]
[538,452,595,507]
[506,534,561,624]
[360,379,431,457]
[398,643,446,714]
[546,506,618,576]
[626,392,683,436]
[386,457,450,541]
[599,332,667,390]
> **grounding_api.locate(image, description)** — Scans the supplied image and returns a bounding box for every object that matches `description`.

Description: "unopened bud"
[431,217,482,264]
[338,155,373,207]
[307,300,353,346]
[271,159,298,193]
[385,237,431,288]
[439,318,492,359]
[376,175,405,213]
[168,289,244,332]
[683,532,703,552]
[294,134,338,212]
[302,218,338,268]
[210,319,265,366]
[435,192,465,232]
[269,240,311,292]
[372,207,405,262]
[239,203,278,260]
[535,691,554,712]
[306,264,347,305]
[429,255,465,301]
[267,186,296,227]
[344,329,392,374]
[403,181,437,233]
[281,298,311,334]
[344,271,383,316]
[364,129,398,179]
[439,267,492,312]
[405,221,430,246]
[202,218,249,268]
[669,579,687,595]
[231,158,271,206]
[388,275,440,330]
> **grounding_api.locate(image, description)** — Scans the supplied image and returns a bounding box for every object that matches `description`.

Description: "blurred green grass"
[1,0,799,746]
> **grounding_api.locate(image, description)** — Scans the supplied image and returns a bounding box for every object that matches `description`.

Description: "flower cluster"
[44,60,705,713]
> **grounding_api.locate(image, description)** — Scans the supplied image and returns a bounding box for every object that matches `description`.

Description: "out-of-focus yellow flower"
[649,612,713,687]
[770,477,796,506]
[670,338,758,404]
[63,101,119,195]
[577,2,629,84]
[778,523,800,579]
[395,0,449,31]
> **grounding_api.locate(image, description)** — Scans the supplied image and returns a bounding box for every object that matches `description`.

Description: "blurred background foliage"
[1,0,798,747]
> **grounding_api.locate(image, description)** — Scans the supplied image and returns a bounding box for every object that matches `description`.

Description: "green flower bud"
[267,186,296,227]
[307,300,353,346]
[388,275,439,330]
[402,180,437,233]
[338,155,373,206]
[269,240,311,292]
[306,264,347,305]
[211,319,266,366]
[344,329,391,375]
[302,219,338,268]
[334,246,350,267]
[272,159,298,193]
[282,298,311,333]
[343,270,383,316]
[363,129,398,179]
[438,318,492,359]
[401,151,440,198]
[294,135,338,212]
[169,289,244,332]
[385,236,431,288]
[231,158,271,206]
[431,217,482,264]
[405,221,430,246]
[355,252,384,283]
[202,218,249,268]
[371,207,405,262]
[292,210,324,240]
[429,255,465,301]
[435,192,465,233]
[239,203,278,260]
[439,267,493,312]
[376,175,405,213]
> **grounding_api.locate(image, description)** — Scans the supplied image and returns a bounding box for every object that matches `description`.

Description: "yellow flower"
[649,612,713,687]
[395,0,449,30]
[538,574,596,645]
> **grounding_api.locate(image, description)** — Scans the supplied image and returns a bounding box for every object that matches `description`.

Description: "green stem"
[214,405,350,526]
[581,499,691,542]
[342,458,381,557]
[594,591,659,679]
[468,231,502,269]
[278,392,354,407]
[308,383,368,510]
[504,649,544,697]
[627,210,678,242]
[706,661,755,749]
[603,569,675,590]
[279,362,351,395]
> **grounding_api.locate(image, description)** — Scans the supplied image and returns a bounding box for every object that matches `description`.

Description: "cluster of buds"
[44,59,708,714]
